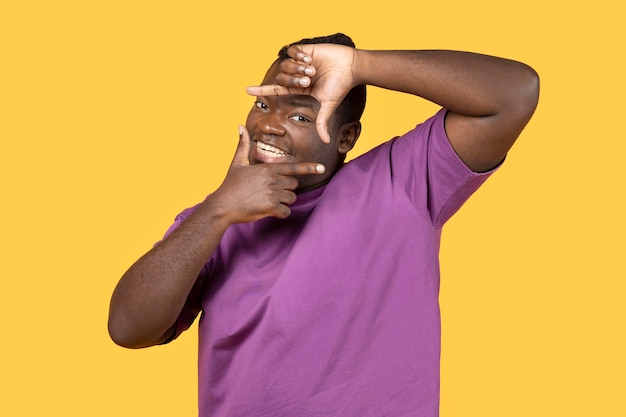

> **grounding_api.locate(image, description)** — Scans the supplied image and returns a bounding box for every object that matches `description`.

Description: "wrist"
[197,194,236,230]
[353,49,376,87]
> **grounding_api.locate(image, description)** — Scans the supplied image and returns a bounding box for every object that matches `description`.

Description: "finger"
[274,162,326,176]
[271,204,292,220]
[287,44,313,64]
[246,84,299,97]
[274,72,311,88]
[278,175,299,191]
[315,101,340,144]
[278,189,297,205]
[279,58,316,77]
[232,125,250,166]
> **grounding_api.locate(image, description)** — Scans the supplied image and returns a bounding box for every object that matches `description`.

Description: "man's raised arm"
[247,44,539,172]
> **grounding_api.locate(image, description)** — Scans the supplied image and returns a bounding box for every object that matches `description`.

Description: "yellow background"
[1,1,624,416]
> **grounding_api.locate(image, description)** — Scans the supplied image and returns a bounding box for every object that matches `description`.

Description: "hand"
[246,44,358,143]
[211,126,325,223]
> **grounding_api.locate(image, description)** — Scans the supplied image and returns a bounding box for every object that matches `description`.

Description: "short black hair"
[277,33,366,128]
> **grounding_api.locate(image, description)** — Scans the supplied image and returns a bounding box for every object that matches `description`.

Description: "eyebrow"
[287,97,318,110]
[259,94,319,110]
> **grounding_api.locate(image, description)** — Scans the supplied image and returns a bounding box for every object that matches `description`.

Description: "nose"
[258,111,286,136]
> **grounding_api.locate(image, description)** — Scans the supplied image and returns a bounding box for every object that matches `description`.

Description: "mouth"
[253,140,291,161]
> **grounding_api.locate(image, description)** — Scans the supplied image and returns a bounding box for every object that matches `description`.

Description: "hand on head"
[246,44,358,144]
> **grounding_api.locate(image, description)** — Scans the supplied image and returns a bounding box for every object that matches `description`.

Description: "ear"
[337,121,361,155]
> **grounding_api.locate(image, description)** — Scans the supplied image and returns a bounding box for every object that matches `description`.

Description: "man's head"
[245,33,366,193]
[277,33,367,130]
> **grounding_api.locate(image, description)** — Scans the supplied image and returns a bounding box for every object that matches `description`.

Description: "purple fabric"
[164,109,496,416]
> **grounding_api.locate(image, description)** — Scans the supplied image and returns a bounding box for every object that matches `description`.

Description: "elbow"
[498,63,540,134]
[107,313,152,349]
[108,316,142,349]
[108,311,175,349]
[108,297,139,348]
[517,63,540,120]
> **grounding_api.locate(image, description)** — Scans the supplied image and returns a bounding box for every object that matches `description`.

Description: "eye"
[289,114,311,123]
[255,100,269,111]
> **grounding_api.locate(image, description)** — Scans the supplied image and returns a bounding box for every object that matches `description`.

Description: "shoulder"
[344,109,449,172]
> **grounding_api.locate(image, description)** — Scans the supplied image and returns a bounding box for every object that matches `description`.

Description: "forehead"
[260,62,321,110]
[261,61,283,85]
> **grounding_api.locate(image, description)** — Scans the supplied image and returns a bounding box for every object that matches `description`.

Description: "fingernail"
[239,126,243,136]
[298,77,309,86]
[316,164,325,173]
[304,67,314,76]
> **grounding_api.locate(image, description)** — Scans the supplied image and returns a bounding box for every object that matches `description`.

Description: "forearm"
[355,49,538,117]
[108,122,328,348]
[355,49,539,171]
[108,197,231,348]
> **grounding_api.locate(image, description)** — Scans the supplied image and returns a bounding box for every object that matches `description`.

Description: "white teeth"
[256,141,289,157]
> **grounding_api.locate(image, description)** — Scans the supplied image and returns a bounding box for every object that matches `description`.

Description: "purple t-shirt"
[164,109,496,416]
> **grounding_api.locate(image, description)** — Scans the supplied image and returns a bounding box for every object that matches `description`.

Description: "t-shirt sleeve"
[156,205,207,343]
[389,108,500,229]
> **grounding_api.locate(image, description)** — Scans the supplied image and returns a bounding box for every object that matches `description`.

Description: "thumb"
[315,100,339,144]
[232,125,250,167]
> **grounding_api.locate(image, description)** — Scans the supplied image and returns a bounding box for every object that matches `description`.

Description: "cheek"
[245,112,256,131]
[307,141,340,165]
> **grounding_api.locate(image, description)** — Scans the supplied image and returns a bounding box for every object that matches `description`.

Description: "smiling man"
[244,41,366,195]
[109,33,539,416]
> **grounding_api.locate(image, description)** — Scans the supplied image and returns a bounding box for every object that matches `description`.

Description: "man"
[109,33,539,416]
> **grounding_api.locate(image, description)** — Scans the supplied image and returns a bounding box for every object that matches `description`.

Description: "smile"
[256,141,290,157]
